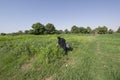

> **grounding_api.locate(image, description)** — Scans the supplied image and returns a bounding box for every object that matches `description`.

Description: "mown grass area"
[0,34,120,80]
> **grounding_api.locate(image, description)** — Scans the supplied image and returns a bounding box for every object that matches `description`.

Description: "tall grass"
[0,34,120,80]
[53,34,120,80]
[0,35,68,80]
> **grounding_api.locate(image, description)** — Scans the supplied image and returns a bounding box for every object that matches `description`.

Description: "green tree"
[92,28,98,35]
[29,29,34,34]
[32,22,45,35]
[64,29,70,34]
[17,30,23,34]
[71,25,79,33]
[97,26,108,34]
[24,30,29,34]
[86,26,92,33]
[116,26,120,33]
[0,33,6,36]
[108,29,113,34]
[55,30,64,34]
[79,27,87,33]
[45,23,56,34]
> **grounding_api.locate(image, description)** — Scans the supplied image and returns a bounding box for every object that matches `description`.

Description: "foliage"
[45,23,56,34]
[24,30,29,34]
[86,26,92,33]
[79,27,87,33]
[32,22,45,35]
[55,30,64,34]
[64,29,70,34]
[0,33,6,36]
[1,22,120,35]
[17,30,23,34]
[96,26,108,34]
[71,26,92,34]
[71,25,79,33]
[108,29,114,34]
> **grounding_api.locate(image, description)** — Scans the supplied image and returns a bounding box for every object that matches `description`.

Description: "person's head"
[57,36,61,39]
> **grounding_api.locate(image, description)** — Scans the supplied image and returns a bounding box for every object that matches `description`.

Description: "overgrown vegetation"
[0,35,69,80]
[0,34,120,80]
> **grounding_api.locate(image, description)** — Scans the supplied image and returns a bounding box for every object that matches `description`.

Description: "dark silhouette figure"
[57,37,73,55]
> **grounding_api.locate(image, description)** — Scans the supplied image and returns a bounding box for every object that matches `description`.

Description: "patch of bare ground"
[21,63,32,71]
[21,57,37,71]
[44,74,56,80]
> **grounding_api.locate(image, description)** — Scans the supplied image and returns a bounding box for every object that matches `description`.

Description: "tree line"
[1,22,120,35]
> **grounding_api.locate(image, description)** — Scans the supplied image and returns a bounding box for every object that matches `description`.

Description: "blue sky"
[0,0,120,33]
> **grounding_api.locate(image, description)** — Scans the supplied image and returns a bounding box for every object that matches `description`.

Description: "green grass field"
[0,34,120,80]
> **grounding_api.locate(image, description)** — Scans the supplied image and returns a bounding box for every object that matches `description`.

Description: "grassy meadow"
[0,34,120,80]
